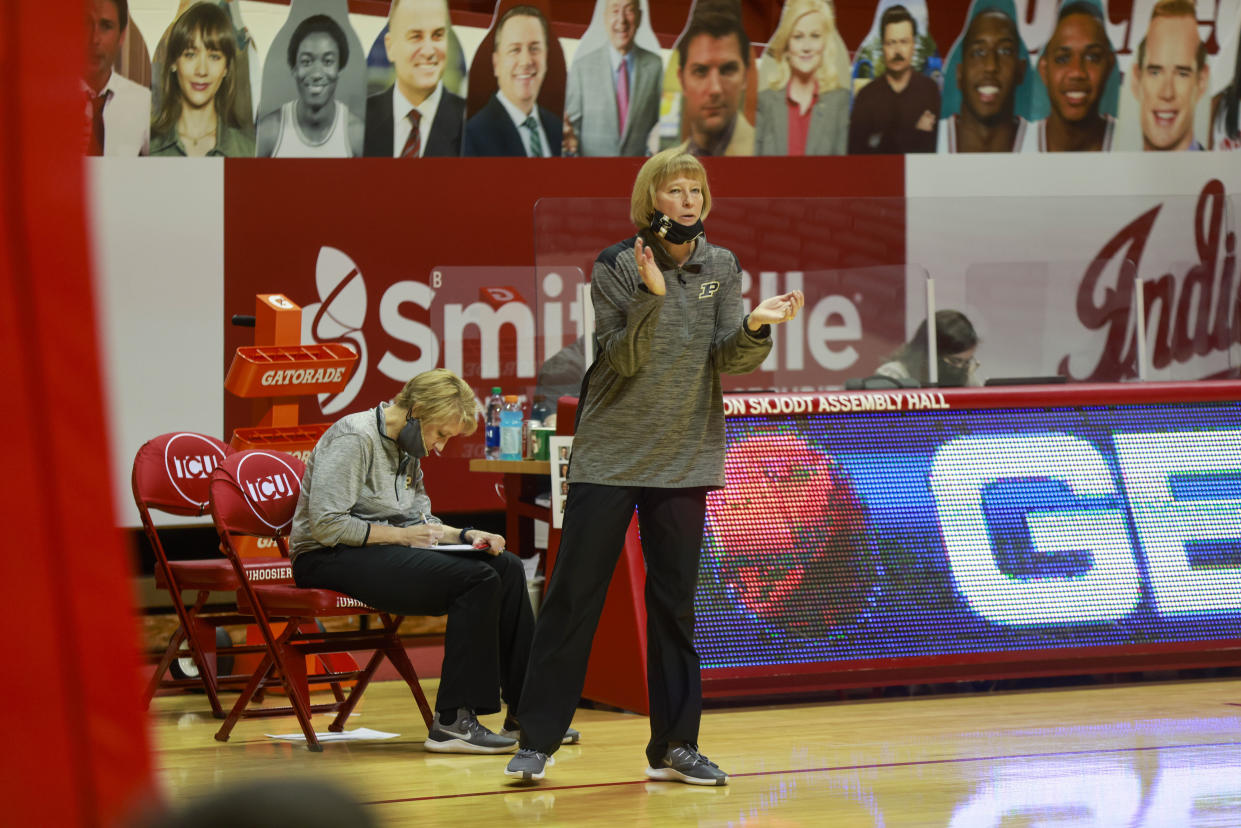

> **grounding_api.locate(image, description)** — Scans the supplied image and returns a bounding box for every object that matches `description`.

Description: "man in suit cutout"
[677,5,754,157]
[563,0,661,156]
[463,5,563,157]
[364,0,464,157]
[84,0,150,155]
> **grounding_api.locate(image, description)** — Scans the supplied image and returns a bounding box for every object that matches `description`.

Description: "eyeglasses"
[941,355,979,370]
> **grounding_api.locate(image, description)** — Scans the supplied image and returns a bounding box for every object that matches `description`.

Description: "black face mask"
[397,411,427,459]
[937,360,970,387]
[648,210,704,245]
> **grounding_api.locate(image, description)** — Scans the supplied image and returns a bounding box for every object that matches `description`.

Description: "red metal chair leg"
[264,622,321,751]
[378,616,434,728]
[327,649,384,732]
[187,615,225,718]
[143,626,186,708]
[214,652,273,743]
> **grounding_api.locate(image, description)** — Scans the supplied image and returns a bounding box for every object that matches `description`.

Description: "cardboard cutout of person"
[1209,13,1241,149]
[671,0,757,157]
[847,2,941,154]
[1129,0,1210,151]
[363,0,467,157]
[150,3,255,157]
[463,3,566,157]
[84,0,151,155]
[152,1,256,136]
[755,0,851,156]
[1025,1,1119,152]
[562,0,663,157]
[255,0,366,157]
[938,0,1034,153]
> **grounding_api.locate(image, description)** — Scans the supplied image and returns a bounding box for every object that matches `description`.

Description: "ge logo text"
[930,430,1241,625]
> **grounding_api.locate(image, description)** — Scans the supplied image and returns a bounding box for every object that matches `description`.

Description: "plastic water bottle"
[500,395,523,461]
[484,387,503,460]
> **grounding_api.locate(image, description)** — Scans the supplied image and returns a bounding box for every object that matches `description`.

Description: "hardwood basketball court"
[151,676,1241,826]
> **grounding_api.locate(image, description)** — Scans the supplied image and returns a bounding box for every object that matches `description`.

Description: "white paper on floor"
[265,728,400,742]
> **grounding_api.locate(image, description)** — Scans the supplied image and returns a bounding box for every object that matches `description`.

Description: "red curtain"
[0,4,153,825]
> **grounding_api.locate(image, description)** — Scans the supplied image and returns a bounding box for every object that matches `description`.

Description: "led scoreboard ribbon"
[696,383,1241,676]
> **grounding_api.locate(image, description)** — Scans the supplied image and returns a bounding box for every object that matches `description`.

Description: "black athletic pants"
[515,482,708,765]
[292,544,533,716]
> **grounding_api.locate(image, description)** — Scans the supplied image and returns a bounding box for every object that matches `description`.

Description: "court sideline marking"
[363,740,1241,806]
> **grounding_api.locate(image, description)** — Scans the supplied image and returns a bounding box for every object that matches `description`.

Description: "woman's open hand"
[634,238,666,296]
[748,290,805,329]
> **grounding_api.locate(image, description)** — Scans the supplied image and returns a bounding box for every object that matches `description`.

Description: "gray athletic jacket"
[569,231,772,489]
[289,404,431,562]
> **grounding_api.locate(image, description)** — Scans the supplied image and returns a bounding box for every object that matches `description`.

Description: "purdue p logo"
[698,281,720,299]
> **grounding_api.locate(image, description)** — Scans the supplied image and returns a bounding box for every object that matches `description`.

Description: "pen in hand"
[420,512,443,547]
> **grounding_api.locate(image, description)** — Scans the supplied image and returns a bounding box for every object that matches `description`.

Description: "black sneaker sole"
[424,736,518,754]
[644,766,728,786]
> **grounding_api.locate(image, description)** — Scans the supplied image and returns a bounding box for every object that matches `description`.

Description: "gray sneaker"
[505,748,554,782]
[644,744,728,786]
[423,708,518,754]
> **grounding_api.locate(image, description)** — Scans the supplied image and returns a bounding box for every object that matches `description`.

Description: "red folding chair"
[133,432,294,717]
[208,449,433,751]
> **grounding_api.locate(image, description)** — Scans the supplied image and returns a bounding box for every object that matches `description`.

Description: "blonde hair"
[629,148,712,229]
[393,368,479,435]
[765,0,846,92]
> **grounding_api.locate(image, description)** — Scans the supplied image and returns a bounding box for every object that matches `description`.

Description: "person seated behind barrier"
[289,368,576,753]
[874,309,983,387]
[533,337,587,428]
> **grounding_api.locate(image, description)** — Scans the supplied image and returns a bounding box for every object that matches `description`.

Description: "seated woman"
[875,309,984,387]
[150,3,254,157]
[755,0,851,156]
[256,14,364,157]
[289,368,572,752]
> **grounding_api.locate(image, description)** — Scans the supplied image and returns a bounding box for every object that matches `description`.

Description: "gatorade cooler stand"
[223,293,360,684]
[225,293,357,461]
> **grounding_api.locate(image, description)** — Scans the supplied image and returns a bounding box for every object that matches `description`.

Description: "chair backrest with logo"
[132,432,230,519]
[208,450,306,557]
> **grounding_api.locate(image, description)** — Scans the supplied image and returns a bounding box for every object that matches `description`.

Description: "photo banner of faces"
[84,0,1241,157]
[549,435,574,528]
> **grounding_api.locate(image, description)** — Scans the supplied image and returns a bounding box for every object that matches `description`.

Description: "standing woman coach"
[506,148,804,785]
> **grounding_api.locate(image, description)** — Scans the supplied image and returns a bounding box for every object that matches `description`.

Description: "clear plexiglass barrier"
[429,265,586,421]
[532,191,1238,392]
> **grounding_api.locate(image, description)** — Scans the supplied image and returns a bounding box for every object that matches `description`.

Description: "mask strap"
[375,404,391,440]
